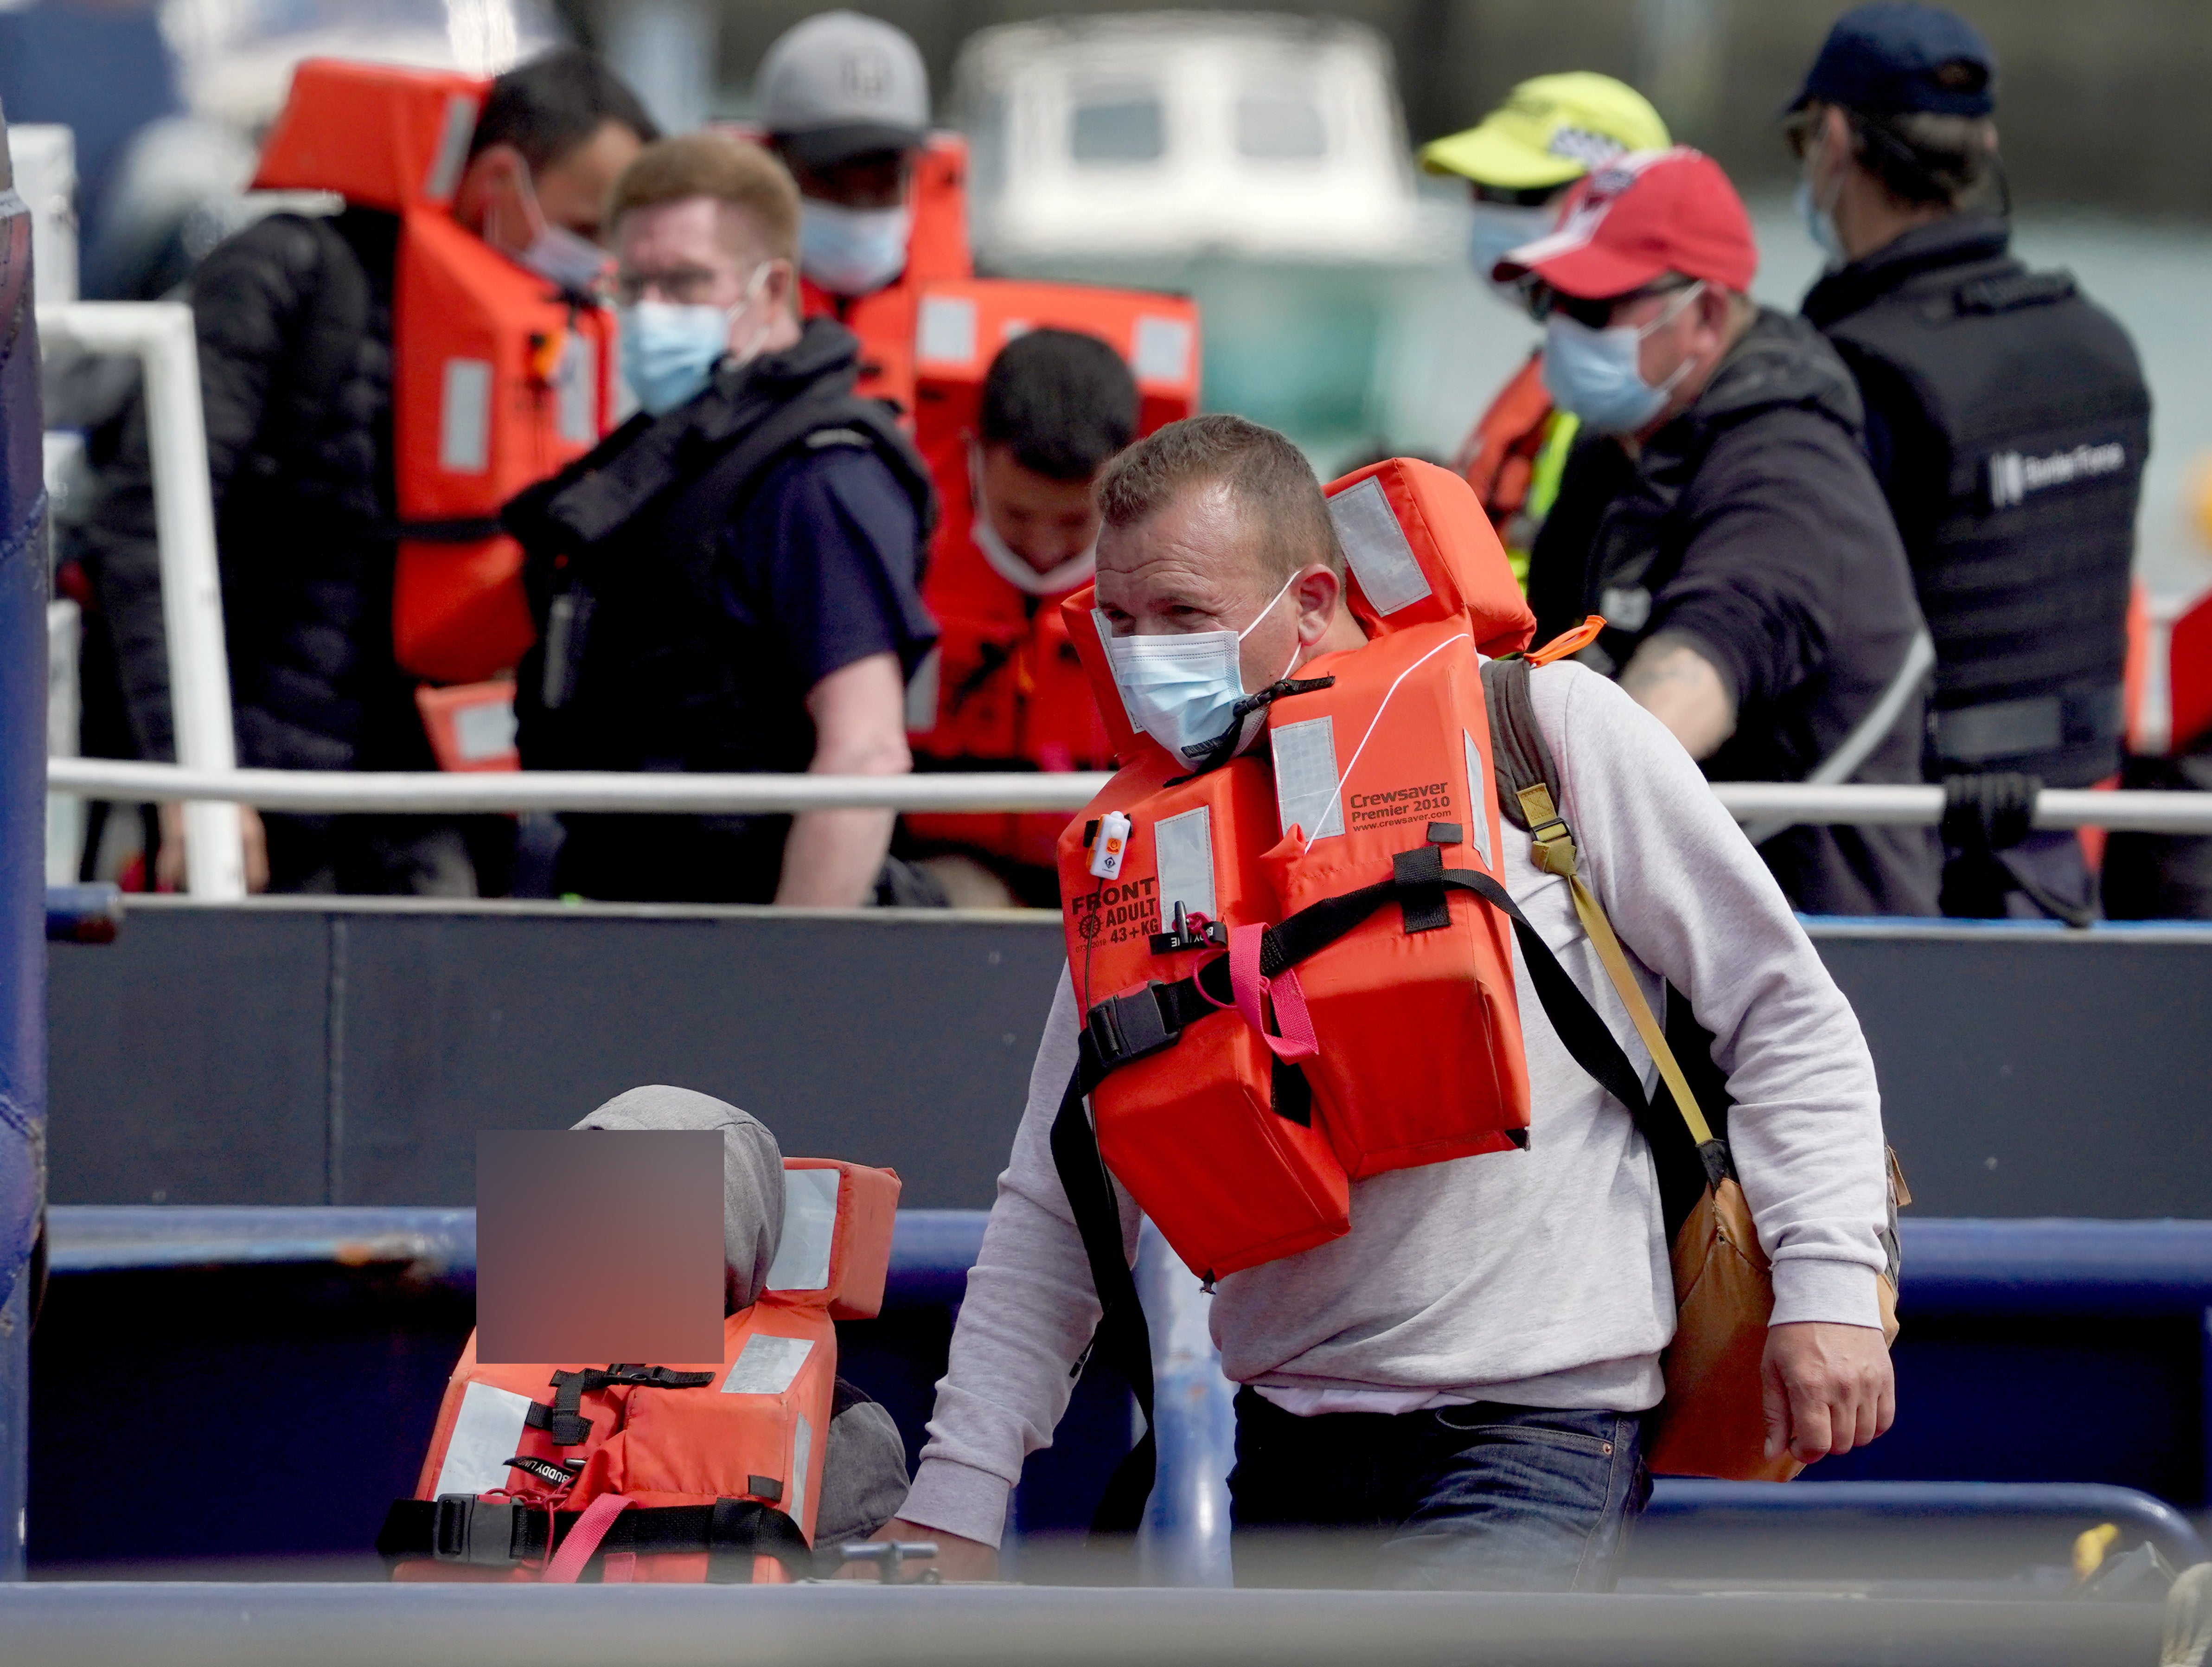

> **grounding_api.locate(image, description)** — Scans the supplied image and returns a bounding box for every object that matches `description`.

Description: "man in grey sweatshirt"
[871,416,1897,1588]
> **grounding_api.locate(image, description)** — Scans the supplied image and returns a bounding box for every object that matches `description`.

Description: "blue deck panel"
[29,1206,2212,1574]
[49,1209,2212,1307]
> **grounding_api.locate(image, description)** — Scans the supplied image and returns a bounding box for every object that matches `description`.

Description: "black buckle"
[432,1494,526,1566]
[1149,901,1228,955]
[1084,983,1181,1071]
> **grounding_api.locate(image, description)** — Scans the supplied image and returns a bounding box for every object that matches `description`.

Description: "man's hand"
[1619,632,1736,761]
[1762,1320,1895,1464]
[156,802,270,894]
[843,1517,998,1583]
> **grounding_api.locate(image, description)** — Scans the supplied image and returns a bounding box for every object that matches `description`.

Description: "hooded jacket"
[1530,307,1941,917]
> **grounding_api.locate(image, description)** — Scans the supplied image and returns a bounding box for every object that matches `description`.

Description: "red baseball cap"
[1492,147,1757,300]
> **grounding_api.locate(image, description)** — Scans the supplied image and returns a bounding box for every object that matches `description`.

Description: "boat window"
[1235,88,1328,160]
[969,90,1010,200]
[1070,90,1165,165]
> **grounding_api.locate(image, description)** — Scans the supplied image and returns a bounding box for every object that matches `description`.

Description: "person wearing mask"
[906,328,1139,907]
[1786,2,2150,923]
[506,135,940,908]
[82,49,656,895]
[754,10,965,414]
[1508,148,1941,917]
[864,414,1899,1586]
[1417,74,1669,591]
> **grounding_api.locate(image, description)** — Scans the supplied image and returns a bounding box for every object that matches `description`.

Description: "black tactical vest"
[505,319,936,780]
[1811,224,2149,787]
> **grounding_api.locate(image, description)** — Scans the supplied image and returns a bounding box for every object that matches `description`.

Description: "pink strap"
[1228,925,1320,1062]
[541,1494,632,1584]
[600,1552,637,1584]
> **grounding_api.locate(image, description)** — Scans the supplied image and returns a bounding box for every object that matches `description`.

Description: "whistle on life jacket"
[1087,811,1132,880]
[526,330,568,388]
[1056,457,1543,1283]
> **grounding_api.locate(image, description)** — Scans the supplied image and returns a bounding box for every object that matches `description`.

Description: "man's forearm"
[779,651,909,907]
[1620,631,1737,760]
[774,807,896,907]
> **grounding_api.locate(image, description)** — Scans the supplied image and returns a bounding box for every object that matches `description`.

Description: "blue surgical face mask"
[1795,177,1846,268]
[798,199,911,296]
[1100,571,1303,763]
[500,157,611,296]
[1469,202,1556,306]
[1795,124,1848,268]
[1540,281,1705,436]
[618,266,774,417]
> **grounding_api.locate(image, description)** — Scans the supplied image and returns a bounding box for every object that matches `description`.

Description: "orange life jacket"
[1453,352,1554,528]
[380,1159,899,1583]
[794,134,972,416]
[254,59,619,690]
[1054,459,1540,1282]
[905,279,1202,871]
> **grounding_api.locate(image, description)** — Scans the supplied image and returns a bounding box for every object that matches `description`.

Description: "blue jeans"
[1227,1387,1650,1590]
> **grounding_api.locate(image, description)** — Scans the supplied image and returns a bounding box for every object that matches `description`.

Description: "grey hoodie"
[573,1084,786,1315]
[570,1083,908,1551]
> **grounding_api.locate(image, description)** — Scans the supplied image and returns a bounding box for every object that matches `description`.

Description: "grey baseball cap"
[758,10,929,170]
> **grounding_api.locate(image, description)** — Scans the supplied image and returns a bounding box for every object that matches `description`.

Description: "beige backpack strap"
[1516,779,1716,1150]
[1481,654,1717,1151]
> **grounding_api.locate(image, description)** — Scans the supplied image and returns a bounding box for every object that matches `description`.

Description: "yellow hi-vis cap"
[1419,73,1671,191]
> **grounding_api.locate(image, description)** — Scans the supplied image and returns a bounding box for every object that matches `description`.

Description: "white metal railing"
[41,303,248,898]
[42,758,2212,834]
[34,299,2212,885]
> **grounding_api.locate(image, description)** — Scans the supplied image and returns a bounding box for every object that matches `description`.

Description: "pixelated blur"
[476,1128,723,1364]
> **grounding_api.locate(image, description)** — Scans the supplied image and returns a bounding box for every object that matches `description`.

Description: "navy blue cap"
[1787,3,1997,116]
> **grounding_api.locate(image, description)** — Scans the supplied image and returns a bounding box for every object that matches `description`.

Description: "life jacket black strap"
[1173,675,1338,780]
[1047,1063,1157,1540]
[390,516,506,544]
[376,1494,811,1580]
[538,1365,716,1446]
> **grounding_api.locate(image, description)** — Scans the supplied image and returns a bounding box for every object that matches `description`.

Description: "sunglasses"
[1471,181,1562,209]
[1525,276,1697,331]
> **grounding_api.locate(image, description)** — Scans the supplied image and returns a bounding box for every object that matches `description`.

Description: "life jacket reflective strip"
[254,58,619,690]
[415,679,518,771]
[1054,459,1537,1279]
[385,1158,899,1584]
[907,279,1202,868]
[793,134,973,416]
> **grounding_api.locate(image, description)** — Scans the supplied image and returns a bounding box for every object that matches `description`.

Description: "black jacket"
[1803,217,2148,787]
[81,207,423,770]
[1529,308,1941,917]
